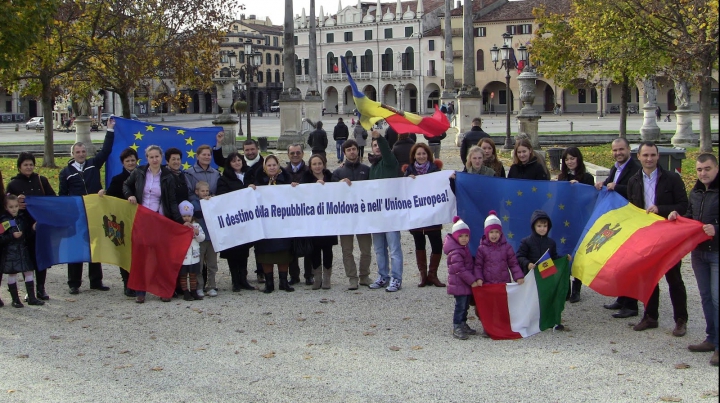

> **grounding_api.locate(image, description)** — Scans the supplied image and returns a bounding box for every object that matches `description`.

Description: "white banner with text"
[201,171,457,251]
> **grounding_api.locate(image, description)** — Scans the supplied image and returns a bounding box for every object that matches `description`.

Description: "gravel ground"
[1,137,718,402]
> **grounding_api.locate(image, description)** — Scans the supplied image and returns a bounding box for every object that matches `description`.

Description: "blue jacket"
[191,199,210,242]
[59,129,115,195]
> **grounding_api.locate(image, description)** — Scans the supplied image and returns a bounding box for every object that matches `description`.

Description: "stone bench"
[586,162,610,184]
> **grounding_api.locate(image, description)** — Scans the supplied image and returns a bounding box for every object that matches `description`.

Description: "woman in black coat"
[301,154,338,290]
[507,138,549,181]
[249,155,294,293]
[216,152,255,292]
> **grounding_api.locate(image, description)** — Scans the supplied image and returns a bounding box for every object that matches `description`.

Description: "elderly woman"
[6,152,56,301]
[405,143,446,287]
[507,138,549,180]
[98,147,138,297]
[123,145,181,303]
[249,155,295,294]
[479,138,506,177]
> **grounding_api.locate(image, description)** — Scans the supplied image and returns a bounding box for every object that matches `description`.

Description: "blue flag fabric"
[107,117,221,186]
[26,196,91,270]
[455,174,598,256]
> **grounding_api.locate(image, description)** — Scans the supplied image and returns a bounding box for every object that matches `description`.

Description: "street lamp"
[596,78,608,118]
[490,32,515,149]
[223,39,263,139]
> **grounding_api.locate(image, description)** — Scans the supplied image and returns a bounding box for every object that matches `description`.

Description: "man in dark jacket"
[460,118,490,165]
[285,144,313,286]
[307,121,328,159]
[333,118,349,163]
[596,137,642,317]
[384,126,399,149]
[58,118,115,295]
[391,133,415,175]
[331,139,372,290]
[669,153,719,366]
[627,141,689,336]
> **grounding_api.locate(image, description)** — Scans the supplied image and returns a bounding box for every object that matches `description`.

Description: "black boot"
[569,278,582,303]
[35,269,49,300]
[183,290,193,301]
[121,268,136,297]
[228,259,241,292]
[278,276,295,292]
[238,264,256,290]
[263,275,275,294]
[9,283,23,308]
[25,281,45,305]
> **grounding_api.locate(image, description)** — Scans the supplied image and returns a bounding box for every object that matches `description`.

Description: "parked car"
[25,117,44,130]
[131,114,139,120]
[270,101,280,112]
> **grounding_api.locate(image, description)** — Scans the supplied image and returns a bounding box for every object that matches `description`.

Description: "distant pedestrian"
[655,106,661,121]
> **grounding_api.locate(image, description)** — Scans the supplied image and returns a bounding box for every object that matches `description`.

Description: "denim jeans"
[335,140,345,162]
[691,250,719,349]
[372,231,403,281]
[453,295,470,325]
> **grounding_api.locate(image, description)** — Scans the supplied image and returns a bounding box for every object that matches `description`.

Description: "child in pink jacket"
[444,216,482,340]
[474,211,525,285]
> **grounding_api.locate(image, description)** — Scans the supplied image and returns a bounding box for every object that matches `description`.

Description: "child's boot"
[321,267,332,290]
[25,281,45,305]
[312,268,323,290]
[183,290,193,301]
[9,283,24,308]
[427,254,446,287]
[415,250,428,287]
[452,324,468,340]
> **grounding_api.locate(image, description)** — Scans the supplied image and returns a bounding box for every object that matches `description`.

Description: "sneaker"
[385,278,401,292]
[453,325,468,340]
[208,289,218,297]
[196,289,205,298]
[368,277,387,289]
[460,322,477,335]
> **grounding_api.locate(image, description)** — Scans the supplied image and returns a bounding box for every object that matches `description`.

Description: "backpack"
[440,105,447,113]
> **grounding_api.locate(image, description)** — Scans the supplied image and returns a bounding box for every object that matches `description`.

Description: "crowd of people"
[0,115,716,366]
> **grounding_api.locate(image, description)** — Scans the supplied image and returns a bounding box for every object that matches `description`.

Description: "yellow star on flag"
[564,220,570,227]
[517,190,523,196]
[502,215,509,222]
[558,204,565,210]
[185,137,195,146]
[130,143,139,151]
[145,125,155,132]
[162,127,170,131]
[187,149,196,159]
[547,192,553,199]
[507,232,514,239]
[560,237,566,244]
[505,200,512,206]
[532,186,538,192]
[137,159,142,165]
[182,161,191,170]
[134,132,144,140]
[177,129,186,135]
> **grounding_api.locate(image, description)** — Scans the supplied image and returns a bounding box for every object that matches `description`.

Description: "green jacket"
[369,135,400,179]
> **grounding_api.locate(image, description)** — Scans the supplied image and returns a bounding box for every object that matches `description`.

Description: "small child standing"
[179,201,205,301]
[444,216,482,340]
[0,195,44,308]
[191,181,218,297]
[474,211,525,286]
[516,210,560,275]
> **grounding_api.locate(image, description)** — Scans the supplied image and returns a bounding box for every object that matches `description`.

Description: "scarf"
[367,153,381,165]
[468,165,484,175]
[245,154,261,168]
[414,161,430,175]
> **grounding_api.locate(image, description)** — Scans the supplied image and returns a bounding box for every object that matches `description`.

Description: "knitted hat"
[484,210,503,238]
[451,216,470,241]
[179,200,194,216]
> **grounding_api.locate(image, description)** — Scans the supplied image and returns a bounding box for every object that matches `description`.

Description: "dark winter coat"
[243,157,265,186]
[384,127,398,148]
[216,169,250,260]
[123,165,182,223]
[253,168,293,254]
[444,234,477,296]
[508,157,549,181]
[0,211,35,274]
[627,165,688,218]
[474,234,524,284]
[684,173,719,252]
[602,158,641,199]
[59,129,115,195]
[301,169,338,247]
[558,171,594,186]
[516,210,559,275]
[168,169,190,204]
[7,172,56,199]
[307,129,329,152]
[333,122,349,141]
[392,137,415,171]
[285,160,309,183]
[425,132,447,146]
[105,169,132,199]
[460,127,490,165]
[331,160,370,182]
[370,135,400,179]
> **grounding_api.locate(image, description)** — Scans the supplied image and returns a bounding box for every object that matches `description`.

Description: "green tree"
[0,0,57,70]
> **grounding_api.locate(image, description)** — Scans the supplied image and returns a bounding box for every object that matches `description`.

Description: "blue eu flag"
[106,117,221,185]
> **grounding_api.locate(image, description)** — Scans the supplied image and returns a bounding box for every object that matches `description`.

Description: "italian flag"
[473,257,569,340]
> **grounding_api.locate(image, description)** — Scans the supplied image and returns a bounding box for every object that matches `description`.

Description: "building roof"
[240,21,283,35]
[448,0,505,17]
[424,25,442,37]
[474,0,572,22]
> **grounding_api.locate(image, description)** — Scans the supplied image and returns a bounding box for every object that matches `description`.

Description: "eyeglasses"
[289,151,302,156]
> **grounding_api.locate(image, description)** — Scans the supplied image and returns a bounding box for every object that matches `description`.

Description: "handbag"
[291,237,313,257]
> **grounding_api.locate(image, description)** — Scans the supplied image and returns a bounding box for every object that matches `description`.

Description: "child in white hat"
[473,210,525,286]
[178,200,205,301]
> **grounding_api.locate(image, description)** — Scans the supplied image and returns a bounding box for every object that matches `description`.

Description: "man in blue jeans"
[332,117,349,163]
[367,129,404,292]
[669,153,719,366]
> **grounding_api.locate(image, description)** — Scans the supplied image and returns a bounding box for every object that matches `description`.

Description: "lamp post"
[596,78,608,118]
[224,39,262,139]
[490,32,515,149]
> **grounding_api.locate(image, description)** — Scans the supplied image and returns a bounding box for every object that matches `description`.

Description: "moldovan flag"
[473,257,569,340]
[341,56,449,137]
[536,249,557,279]
[572,190,710,305]
[27,195,193,299]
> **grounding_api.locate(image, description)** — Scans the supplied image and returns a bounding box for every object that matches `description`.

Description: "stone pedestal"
[516,69,542,149]
[212,79,238,151]
[517,116,541,149]
[277,89,305,151]
[74,115,95,155]
[304,95,323,126]
[640,104,661,141]
[456,88,481,134]
[671,108,698,147]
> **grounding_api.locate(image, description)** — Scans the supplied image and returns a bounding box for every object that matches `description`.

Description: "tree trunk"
[41,75,56,168]
[698,67,712,153]
[119,91,132,119]
[619,73,629,138]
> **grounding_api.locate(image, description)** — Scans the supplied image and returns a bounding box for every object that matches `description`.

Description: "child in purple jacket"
[444,216,482,340]
[474,211,525,286]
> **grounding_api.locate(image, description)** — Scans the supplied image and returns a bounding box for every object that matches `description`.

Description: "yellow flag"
[83,194,137,271]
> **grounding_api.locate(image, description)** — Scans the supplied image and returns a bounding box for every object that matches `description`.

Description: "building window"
[327,33,334,43]
[327,52,338,73]
[365,30,372,40]
[344,32,353,42]
[384,28,392,39]
[344,51,356,72]
[401,47,414,70]
[606,87,612,103]
[257,71,263,83]
[294,36,298,45]
[239,51,245,63]
[499,90,507,105]
[266,53,271,65]
[428,40,434,51]
[428,60,435,76]
[275,70,281,82]
[506,25,517,35]
[590,88,598,103]
[265,35,270,45]
[274,54,280,65]
[266,70,272,83]
[405,26,413,37]
[519,24,532,34]
[220,51,228,63]
[274,37,279,47]
[232,25,238,31]
[295,55,302,75]
[476,49,484,71]
[578,89,587,104]
[476,27,486,37]
[304,59,309,74]
[381,48,393,71]
[360,49,373,72]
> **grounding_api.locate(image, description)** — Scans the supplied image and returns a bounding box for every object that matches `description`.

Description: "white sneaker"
[368,277,387,289]
[386,278,401,292]
[196,289,205,298]
[208,289,218,297]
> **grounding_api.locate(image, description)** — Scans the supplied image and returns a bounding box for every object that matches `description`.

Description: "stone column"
[639,77,660,141]
[455,0,481,134]
[304,0,323,126]
[442,0,455,100]
[212,78,238,142]
[516,69,541,149]
[671,79,698,147]
[277,0,305,150]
